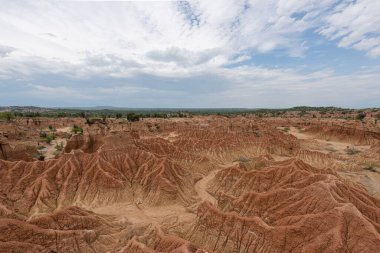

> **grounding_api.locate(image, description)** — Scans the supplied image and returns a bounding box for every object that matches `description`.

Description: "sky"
[0,0,379,108]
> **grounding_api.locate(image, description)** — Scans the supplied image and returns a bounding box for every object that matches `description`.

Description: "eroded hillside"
[0,112,380,252]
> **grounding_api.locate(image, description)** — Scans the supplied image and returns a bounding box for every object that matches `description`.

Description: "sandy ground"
[42,127,71,160]
[272,155,291,161]
[194,169,218,205]
[56,126,72,133]
[160,132,179,142]
[338,170,380,198]
[93,202,195,228]
[287,127,371,155]
[93,164,221,231]
[285,126,380,198]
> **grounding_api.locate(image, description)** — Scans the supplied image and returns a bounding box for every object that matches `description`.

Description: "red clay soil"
[197,159,380,252]
[0,115,379,252]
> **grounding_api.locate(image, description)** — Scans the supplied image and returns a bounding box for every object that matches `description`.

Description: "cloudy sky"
[0,0,379,108]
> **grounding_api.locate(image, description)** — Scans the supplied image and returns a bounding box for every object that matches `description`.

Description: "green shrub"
[127,113,140,122]
[0,112,14,121]
[33,152,45,161]
[356,112,366,121]
[85,117,94,125]
[72,125,83,134]
[40,132,55,144]
[48,125,56,132]
[55,142,64,152]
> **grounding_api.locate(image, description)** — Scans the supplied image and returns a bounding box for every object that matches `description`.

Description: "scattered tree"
[0,112,14,121]
[127,113,140,122]
[356,112,366,121]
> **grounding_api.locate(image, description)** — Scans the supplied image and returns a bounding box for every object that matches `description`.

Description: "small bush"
[234,156,251,163]
[48,125,56,132]
[41,134,55,144]
[85,117,94,125]
[364,165,377,172]
[363,163,378,172]
[72,125,83,134]
[356,112,366,121]
[346,146,360,155]
[33,152,45,161]
[55,142,64,152]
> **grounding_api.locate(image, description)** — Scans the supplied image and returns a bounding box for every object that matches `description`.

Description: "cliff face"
[0,142,35,161]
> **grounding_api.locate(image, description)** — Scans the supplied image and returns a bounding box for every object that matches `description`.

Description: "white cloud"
[0,0,379,107]
[0,45,14,57]
[319,0,380,56]
[1,0,377,74]
[26,83,98,100]
[0,0,340,71]
[207,65,380,108]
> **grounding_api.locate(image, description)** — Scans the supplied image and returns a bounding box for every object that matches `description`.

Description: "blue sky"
[0,0,379,108]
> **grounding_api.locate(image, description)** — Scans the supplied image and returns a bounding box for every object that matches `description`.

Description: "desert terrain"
[0,108,380,252]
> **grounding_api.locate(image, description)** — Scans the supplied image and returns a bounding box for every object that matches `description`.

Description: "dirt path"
[93,202,195,227]
[272,154,291,161]
[287,127,311,140]
[194,170,218,205]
